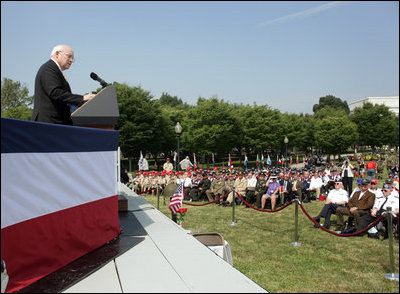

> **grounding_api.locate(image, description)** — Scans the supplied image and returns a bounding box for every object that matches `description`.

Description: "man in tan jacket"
[335,179,375,231]
[226,172,247,205]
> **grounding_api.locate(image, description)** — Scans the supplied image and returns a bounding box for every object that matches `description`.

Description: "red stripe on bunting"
[1,195,120,293]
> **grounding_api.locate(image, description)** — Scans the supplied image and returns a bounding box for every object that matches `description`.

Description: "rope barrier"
[235,192,294,212]
[298,201,385,237]
[183,192,229,206]
[134,184,391,239]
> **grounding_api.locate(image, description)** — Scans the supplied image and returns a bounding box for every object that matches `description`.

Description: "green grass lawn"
[143,194,399,293]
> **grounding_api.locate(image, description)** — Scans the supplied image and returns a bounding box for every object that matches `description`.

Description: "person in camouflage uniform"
[206,172,225,203]
[198,172,211,201]
[255,173,268,208]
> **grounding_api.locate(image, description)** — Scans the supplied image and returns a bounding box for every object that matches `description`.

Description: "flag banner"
[296,155,299,164]
[267,154,272,165]
[290,156,293,165]
[244,154,248,166]
[228,153,232,167]
[173,151,177,169]
[1,118,120,292]
[256,154,260,166]
[169,183,185,214]
[193,153,197,169]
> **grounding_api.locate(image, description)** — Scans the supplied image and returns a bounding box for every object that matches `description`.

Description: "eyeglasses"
[60,51,75,62]
[371,183,377,185]
[383,189,390,192]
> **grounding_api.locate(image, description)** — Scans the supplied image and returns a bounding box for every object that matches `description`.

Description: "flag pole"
[230,187,237,226]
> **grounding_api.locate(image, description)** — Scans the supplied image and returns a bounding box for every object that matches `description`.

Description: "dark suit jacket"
[31,59,85,125]
[279,179,293,194]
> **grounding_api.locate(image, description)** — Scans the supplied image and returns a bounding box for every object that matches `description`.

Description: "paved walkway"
[64,183,267,293]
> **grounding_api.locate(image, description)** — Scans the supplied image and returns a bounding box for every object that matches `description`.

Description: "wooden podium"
[71,85,119,130]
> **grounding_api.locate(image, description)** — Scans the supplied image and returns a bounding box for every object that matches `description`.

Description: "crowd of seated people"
[125,156,399,238]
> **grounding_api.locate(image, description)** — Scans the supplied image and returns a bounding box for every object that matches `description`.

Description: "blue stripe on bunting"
[1,118,119,153]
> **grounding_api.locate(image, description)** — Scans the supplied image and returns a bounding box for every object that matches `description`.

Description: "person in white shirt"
[182,171,193,201]
[356,183,399,237]
[313,179,349,229]
[245,172,257,205]
[369,179,383,199]
[340,159,355,195]
[310,172,324,199]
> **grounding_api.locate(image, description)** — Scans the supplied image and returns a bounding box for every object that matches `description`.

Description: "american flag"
[169,183,185,214]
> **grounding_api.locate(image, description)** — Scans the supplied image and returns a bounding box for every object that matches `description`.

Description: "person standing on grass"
[340,159,355,195]
[366,158,377,181]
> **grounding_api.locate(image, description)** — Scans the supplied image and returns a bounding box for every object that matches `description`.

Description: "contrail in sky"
[259,1,351,26]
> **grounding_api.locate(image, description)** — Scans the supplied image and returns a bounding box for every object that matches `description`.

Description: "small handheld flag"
[169,183,185,214]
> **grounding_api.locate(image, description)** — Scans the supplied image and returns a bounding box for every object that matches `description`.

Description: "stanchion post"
[291,198,301,247]
[157,192,160,210]
[384,207,399,282]
[230,188,237,226]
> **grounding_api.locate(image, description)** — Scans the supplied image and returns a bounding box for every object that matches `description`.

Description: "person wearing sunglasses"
[31,44,95,125]
[312,179,349,229]
[356,183,399,238]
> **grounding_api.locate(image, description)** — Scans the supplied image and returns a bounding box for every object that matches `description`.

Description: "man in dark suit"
[279,173,293,203]
[31,44,95,125]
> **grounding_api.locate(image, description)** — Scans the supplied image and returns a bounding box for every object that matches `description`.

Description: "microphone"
[90,72,108,88]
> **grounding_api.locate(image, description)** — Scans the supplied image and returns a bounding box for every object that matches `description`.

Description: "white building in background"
[348,96,399,116]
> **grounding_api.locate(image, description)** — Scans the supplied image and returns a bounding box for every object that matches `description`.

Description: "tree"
[181,97,241,156]
[238,104,284,154]
[1,77,33,120]
[114,82,171,165]
[313,95,350,114]
[350,102,399,150]
[314,108,358,156]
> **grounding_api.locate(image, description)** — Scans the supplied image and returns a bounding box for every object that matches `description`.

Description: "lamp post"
[175,122,182,171]
[284,136,289,167]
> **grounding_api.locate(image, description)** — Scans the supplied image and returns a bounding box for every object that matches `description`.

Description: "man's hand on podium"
[83,93,96,101]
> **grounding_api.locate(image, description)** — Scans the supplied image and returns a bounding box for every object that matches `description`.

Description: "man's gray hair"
[50,44,66,57]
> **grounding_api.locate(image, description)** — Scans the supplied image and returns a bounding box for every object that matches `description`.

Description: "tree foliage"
[2,77,397,161]
[350,102,399,149]
[181,97,241,155]
[313,95,350,114]
[114,82,171,158]
[1,77,33,119]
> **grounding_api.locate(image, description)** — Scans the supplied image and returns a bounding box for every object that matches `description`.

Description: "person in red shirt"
[366,159,376,181]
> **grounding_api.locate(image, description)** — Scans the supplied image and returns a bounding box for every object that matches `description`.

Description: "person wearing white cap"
[313,179,348,229]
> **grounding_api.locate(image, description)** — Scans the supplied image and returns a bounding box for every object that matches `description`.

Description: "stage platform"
[55,183,267,293]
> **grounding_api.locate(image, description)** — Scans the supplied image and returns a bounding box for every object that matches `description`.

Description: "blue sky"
[1,1,398,114]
